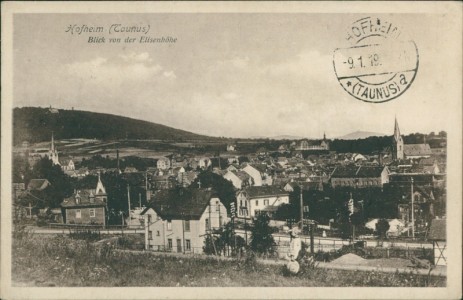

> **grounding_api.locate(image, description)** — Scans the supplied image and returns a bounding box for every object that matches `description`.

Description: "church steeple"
[392,117,404,160]
[95,172,106,195]
[49,132,60,166]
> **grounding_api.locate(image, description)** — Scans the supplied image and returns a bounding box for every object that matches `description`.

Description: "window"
[167,220,172,230]
[264,199,269,206]
[216,200,220,211]
[205,218,209,230]
[76,210,81,219]
[256,200,259,206]
[168,239,172,250]
[148,231,153,240]
[147,215,152,224]
[89,209,96,218]
[186,239,191,251]
[184,220,190,232]
[156,230,160,236]
[240,200,243,207]
[219,216,223,227]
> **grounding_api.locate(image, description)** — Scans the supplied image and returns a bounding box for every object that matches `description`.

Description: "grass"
[12,233,446,287]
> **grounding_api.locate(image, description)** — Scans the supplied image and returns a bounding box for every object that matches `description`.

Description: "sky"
[13,13,458,138]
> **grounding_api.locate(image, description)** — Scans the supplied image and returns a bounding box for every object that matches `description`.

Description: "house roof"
[248,164,268,173]
[356,166,384,178]
[27,179,51,191]
[61,189,106,208]
[240,186,288,198]
[147,188,218,220]
[404,144,432,156]
[428,219,446,241]
[331,166,384,178]
[233,170,251,181]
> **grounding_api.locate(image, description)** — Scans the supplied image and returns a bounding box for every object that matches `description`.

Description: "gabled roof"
[356,166,384,178]
[27,179,51,191]
[148,188,218,220]
[428,219,446,241]
[331,166,384,178]
[248,164,268,173]
[233,170,251,181]
[404,144,432,156]
[240,186,288,198]
[61,189,106,208]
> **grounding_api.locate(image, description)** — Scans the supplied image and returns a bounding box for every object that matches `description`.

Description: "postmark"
[333,17,419,103]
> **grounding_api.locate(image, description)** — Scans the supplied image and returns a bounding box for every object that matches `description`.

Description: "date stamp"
[333,17,419,103]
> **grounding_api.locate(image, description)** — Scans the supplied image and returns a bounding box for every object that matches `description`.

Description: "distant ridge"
[13,107,215,145]
[337,131,387,140]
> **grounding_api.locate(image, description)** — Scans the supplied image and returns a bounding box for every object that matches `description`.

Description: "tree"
[375,218,390,239]
[190,171,236,211]
[250,214,276,255]
[30,157,73,208]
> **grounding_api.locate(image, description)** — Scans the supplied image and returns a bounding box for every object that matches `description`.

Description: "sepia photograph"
[1,2,462,299]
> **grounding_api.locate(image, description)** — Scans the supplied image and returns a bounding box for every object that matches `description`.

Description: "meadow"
[12,232,445,287]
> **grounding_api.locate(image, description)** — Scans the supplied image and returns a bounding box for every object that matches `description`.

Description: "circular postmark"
[333,17,419,103]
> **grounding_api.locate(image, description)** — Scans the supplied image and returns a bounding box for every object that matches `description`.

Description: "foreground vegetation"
[12,233,445,287]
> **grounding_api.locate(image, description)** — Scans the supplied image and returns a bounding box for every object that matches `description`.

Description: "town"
[12,107,447,282]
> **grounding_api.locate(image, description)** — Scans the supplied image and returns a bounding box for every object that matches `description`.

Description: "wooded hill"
[13,107,214,145]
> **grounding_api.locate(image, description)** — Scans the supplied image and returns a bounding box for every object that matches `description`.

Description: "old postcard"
[1,1,462,299]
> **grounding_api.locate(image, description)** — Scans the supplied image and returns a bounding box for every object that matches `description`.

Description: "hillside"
[13,107,213,145]
[337,131,387,140]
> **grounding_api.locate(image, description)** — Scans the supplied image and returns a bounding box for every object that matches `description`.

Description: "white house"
[236,186,289,219]
[198,157,212,169]
[223,170,253,189]
[141,188,228,254]
[242,164,272,186]
[157,157,171,170]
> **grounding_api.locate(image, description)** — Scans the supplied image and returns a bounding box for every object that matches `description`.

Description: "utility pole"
[127,185,131,226]
[411,178,415,239]
[139,193,141,208]
[299,187,303,232]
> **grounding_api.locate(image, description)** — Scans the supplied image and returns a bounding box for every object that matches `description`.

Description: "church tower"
[392,117,404,160]
[95,172,108,203]
[49,132,60,166]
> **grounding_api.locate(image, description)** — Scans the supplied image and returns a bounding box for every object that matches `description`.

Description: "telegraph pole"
[411,178,415,239]
[299,187,303,231]
[127,184,131,213]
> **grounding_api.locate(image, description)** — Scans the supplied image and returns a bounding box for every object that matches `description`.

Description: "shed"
[428,219,446,266]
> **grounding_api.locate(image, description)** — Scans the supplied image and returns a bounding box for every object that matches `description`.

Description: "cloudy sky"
[13,13,459,138]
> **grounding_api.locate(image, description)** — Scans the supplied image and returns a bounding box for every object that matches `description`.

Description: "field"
[12,232,445,287]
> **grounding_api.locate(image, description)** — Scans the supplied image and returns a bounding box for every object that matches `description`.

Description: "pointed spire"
[323,132,326,141]
[394,116,402,141]
[96,171,106,195]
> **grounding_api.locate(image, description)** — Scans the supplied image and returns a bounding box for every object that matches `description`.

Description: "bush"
[69,229,101,241]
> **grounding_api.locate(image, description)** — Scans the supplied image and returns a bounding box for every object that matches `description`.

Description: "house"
[141,188,228,253]
[242,164,272,186]
[27,179,51,191]
[223,170,253,189]
[60,158,75,171]
[60,174,107,226]
[236,186,289,219]
[126,207,146,229]
[428,218,446,266]
[403,144,432,159]
[198,157,212,169]
[283,181,323,192]
[294,134,329,151]
[157,157,171,170]
[227,144,236,152]
[330,165,389,188]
